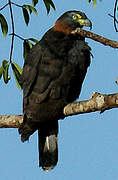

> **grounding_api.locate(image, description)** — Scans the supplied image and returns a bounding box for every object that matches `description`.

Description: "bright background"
[0,0,118,180]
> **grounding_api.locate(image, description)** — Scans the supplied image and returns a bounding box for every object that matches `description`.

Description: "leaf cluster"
[0,60,22,88]
[0,0,56,88]
[0,37,39,88]
[22,4,38,26]
[87,0,102,7]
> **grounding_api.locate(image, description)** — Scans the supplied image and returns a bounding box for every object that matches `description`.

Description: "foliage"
[0,0,55,88]
[0,13,8,36]
[87,0,103,7]
[43,0,55,14]
[11,62,22,88]
[2,60,10,84]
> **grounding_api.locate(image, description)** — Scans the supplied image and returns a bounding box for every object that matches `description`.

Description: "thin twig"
[108,14,118,24]
[11,2,22,8]
[8,0,15,63]
[113,0,118,32]
[0,3,9,11]
[9,33,25,41]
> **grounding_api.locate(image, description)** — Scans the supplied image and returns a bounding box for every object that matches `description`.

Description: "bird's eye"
[72,15,77,20]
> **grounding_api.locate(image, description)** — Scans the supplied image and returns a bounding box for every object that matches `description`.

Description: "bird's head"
[53,10,92,34]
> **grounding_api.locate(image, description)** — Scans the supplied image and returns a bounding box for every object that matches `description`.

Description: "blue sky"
[0,0,118,180]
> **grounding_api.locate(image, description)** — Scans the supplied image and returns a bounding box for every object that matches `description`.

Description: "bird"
[19,10,92,171]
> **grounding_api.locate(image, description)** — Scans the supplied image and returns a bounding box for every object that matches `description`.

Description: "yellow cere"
[78,19,85,25]
[77,14,82,19]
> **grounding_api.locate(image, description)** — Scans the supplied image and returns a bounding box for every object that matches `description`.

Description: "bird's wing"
[20,43,42,97]
[20,42,64,104]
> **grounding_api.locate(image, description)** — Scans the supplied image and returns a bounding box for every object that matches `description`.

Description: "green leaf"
[0,13,8,37]
[48,0,55,10]
[11,62,22,89]
[2,60,9,68]
[2,60,10,84]
[23,5,38,15]
[93,0,96,7]
[44,0,50,14]
[23,40,33,60]
[43,0,55,14]
[28,38,39,43]
[87,0,97,6]
[32,0,38,7]
[12,62,22,75]
[0,66,3,79]
[22,7,29,25]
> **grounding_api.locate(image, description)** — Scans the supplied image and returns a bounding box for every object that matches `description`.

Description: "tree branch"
[0,115,22,128]
[71,28,118,48]
[64,92,118,116]
[1,92,118,128]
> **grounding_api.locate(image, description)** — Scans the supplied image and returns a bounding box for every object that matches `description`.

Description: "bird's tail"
[38,121,58,171]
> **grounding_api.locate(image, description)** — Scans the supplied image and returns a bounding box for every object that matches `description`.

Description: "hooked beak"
[78,18,92,30]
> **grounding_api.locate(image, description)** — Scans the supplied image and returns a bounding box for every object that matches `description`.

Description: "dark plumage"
[19,10,92,171]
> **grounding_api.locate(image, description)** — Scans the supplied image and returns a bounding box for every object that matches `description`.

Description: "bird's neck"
[53,20,72,34]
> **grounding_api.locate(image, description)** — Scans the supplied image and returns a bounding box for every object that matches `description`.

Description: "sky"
[0,0,118,180]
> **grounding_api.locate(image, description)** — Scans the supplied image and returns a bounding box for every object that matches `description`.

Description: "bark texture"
[1,92,118,128]
[71,28,118,48]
